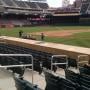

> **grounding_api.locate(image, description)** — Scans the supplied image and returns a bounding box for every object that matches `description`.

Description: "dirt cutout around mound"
[32,30,90,37]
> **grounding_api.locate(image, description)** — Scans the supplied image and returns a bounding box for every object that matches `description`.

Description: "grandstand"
[0,0,87,26]
[0,36,90,90]
[0,0,90,26]
[0,0,51,26]
[0,0,90,90]
[79,0,90,15]
[79,0,90,24]
[80,0,90,14]
[0,0,49,9]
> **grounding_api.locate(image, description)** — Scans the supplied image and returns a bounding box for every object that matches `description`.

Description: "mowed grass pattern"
[0,26,90,48]
[45,32,90,48]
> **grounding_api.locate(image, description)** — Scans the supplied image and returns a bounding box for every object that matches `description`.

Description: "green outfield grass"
[45,32,90,48]
[0,26,90,48]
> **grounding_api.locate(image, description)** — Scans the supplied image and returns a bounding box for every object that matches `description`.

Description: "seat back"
[79,65,90,75]
[44,69,78,90]
[79,74,90,88]
[65,69,79,84]
[44,69,59,90]
[14,77,26,90]
[14,77,40,90]
[80,86,90,90]
[58,78,77,90]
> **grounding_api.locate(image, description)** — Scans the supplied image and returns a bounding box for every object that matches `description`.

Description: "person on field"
[19,30,23,37]
[41,33,45,41]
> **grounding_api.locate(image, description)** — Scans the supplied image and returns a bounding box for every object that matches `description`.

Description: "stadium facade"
[0,0,51,27]
[0,0,90,27]
[79,0,90,24]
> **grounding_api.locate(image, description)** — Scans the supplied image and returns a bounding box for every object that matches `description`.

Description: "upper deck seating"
[3,0,15,6]
[80,3,89,14]
[25,2,38,8]
[14,0,27,7]
[37,2,49,9]
[88,4,90,10]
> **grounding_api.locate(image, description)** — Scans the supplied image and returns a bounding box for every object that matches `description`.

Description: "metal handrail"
[51,55,68,72]
[77,55,89,67]
[0,54,34,87]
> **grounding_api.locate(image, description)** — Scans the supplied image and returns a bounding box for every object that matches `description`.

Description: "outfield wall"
[79,14,90,25]
[1,36,90,64]
[48,14,80,24]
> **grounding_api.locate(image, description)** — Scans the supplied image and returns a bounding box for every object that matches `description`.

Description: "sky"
[47,0,75,7]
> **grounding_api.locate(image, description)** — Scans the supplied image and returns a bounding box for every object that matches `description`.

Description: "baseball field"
[0,25,90,48]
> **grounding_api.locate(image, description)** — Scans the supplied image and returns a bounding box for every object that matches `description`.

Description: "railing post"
[77,55,89,68]
[51,55,68,72]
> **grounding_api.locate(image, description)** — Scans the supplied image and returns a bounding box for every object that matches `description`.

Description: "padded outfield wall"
[46,13,80,24]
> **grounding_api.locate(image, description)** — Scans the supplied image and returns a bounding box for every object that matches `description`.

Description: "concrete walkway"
[0,68,71,90]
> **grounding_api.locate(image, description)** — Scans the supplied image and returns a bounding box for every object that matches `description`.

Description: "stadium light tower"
[62,0,70,7]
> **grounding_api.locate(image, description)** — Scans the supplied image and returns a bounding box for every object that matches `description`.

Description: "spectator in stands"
[19,30,23,37]
[41,33,45,41]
